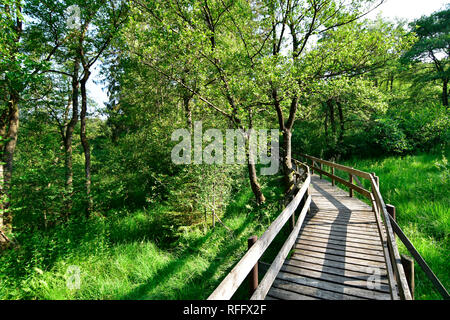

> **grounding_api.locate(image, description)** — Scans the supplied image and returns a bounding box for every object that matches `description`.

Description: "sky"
[87,0,450,111]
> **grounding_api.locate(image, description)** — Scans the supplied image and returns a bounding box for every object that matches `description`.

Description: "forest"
[0,0,448,300]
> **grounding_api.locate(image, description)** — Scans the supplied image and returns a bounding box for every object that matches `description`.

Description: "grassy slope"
[0,176,286,300]
[340,152,449,300]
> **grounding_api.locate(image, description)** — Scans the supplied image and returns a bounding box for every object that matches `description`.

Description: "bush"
[366,117,411,155]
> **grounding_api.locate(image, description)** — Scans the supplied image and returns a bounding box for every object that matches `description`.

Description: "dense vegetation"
[0,0,448,300]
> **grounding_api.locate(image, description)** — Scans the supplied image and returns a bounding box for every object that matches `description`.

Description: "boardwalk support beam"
[386,204,396,221]
[401,254,415,300]
[248,236,258,297]
[349,172,354,197]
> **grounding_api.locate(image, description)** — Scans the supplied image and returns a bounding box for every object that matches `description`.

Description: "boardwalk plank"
[267,285,321,300]
[271,279,366,300]
[275,271,391,300]
[280,263,391,293]
[295,237,385,257]
[292,249,386,269]
[265,174,393,300]
[289,255,388,276]
[296,233,384,251]
[299,228,383,246]
[285,257,389,282]
[301,225,382,241]
[294,243,386,263]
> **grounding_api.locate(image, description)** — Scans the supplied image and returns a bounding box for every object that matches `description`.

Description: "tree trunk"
[327,99,336,139]
[64,59,80,216]
[1,95,19,237]
[282,129,294,192]
[443,78,448,107]
[337,101,345,145]
[326,99,337,154]
[247,161,265,205]
[80,71,93,216]
[0,111,8,237]
[324,104,328,143]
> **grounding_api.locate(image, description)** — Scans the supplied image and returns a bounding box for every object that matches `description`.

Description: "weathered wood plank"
[289,255,388,277]
[307,211,376,221]
[264,295,279,300]
[300,225,382,241]
[307,212,377,223]
[298,228,384,246]
[267,284,321,300]
[305,219,380,232]
[295,238,385,257]
[312,209,376,216]
[280,263,391,293]
[296,233,384,251]
[294,243,386,263]
[284,257,389,283]
[275,271,391,300]
[304,219,381,235]
[291,250,386,269]
[271,279,366,300]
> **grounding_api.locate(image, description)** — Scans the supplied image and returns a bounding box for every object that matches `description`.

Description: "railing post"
[386,204,396,221]
[349,172,354,197]
[290,195,296,231]
[331,167,335,186]
[247,236,258,297]
[319,163,323,179]
[311,161,315,175]
[401,254,415,300]
[372,172,379,190]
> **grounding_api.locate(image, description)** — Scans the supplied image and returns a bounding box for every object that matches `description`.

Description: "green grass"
[0,175,287,300]
[338,152,450,300]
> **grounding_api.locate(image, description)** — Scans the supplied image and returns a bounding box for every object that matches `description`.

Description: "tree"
[0,0,48,245]
[256,0,387,191]
[402,6,450,107]
[125,0,268,204]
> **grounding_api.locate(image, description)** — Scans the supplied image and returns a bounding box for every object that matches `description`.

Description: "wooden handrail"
[370,174,412,300]
[251,194,312,300]
[370,193,400,299]
[299,154,373,199]
[300,153,372,180]
[208,166,311,300]
[389,215,450,300]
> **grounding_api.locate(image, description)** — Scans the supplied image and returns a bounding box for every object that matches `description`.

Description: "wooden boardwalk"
[208,155,436,301]
[266,175,393,300]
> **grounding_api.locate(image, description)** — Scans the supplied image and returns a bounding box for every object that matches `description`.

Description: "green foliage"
[367,117,411,154]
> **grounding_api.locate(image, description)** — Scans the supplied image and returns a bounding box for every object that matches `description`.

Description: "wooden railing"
[208,163,311,300]
[299,153,449,300]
